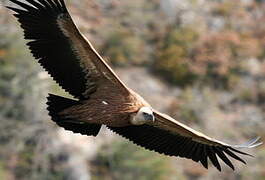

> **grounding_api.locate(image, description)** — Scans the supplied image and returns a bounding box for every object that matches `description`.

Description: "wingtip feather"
[232,137,263,149]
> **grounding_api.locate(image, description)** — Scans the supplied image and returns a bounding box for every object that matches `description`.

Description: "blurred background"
[0,0,265,179]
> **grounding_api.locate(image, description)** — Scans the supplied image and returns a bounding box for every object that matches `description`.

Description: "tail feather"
[46,93,101,136]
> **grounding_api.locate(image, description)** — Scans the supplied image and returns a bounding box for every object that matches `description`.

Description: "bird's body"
[6,0,262,171]
[59,88,150,127]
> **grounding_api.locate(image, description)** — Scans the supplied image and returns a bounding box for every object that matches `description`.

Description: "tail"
[46,94,101,136]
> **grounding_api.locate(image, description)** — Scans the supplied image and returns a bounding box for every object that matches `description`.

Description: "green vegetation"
[91,140,177,180]
[0,162,8,180]
[153,26,198,86]
[101,29,147,66]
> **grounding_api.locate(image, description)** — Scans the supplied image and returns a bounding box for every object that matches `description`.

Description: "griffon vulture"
[6,0,262,171]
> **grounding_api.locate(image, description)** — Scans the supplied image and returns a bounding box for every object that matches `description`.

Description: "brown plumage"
[7,0,262,171]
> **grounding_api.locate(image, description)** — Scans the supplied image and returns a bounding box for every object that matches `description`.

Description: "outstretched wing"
[7,0,129,99]
[108,110,262,171]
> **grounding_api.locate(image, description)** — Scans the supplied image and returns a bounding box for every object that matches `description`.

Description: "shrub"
[153,26,198,86]
[101,29,147,66]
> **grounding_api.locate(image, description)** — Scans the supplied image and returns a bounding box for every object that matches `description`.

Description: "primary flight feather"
[6,0,262,171]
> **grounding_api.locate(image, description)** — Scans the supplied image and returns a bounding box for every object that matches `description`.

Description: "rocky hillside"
[0,0,265,179]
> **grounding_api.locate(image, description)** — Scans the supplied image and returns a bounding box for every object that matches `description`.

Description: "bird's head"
[131,107,155,125]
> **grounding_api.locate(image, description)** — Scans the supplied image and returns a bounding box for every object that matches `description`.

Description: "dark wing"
[7,0,129,99]
[108,110,262,171]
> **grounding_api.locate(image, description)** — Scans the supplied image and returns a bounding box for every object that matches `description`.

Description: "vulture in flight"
[6,0,262,171]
